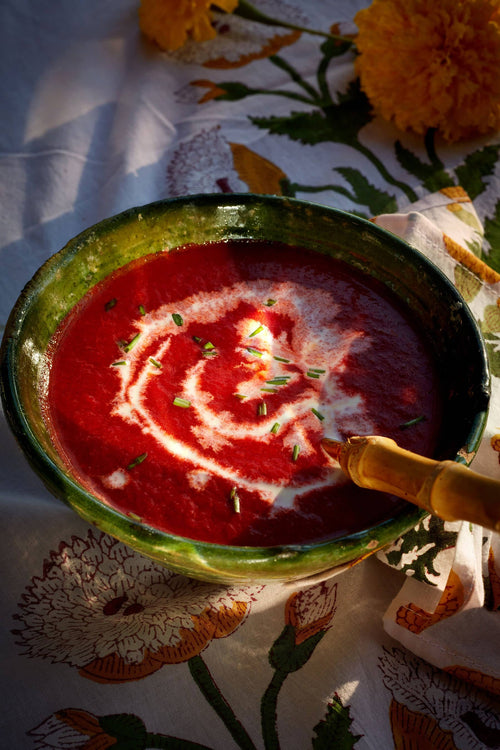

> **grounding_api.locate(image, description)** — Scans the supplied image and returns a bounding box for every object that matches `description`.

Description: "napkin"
[374,188,500,696]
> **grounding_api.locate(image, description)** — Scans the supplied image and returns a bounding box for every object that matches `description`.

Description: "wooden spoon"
[321,435,500,532]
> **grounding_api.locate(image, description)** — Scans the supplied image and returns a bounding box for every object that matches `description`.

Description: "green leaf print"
[394,140,454,193]
[453,264,482,303]
[455,144,500,201]
[385,516,458,585]
[312,695,362,749]
[335,167,398,214]
[484,197,500,272]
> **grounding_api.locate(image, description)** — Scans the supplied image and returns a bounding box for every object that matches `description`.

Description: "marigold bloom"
[139,0,239,51]
[354,0,500,141]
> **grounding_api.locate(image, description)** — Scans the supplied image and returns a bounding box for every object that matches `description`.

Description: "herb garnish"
[258,401,267,416]
[149,357,162,368]
[123,333,141,352]
[172,313,183,326]
[248,325,264,337]
[270,422,280,434]
[246,347,263,358]
[127,452,147,469]
[266,376,290,385]
[173,396,191,408]
[230,486,241,513]
[139,304,146,316]
[105,298,117,311]
[400,415,426,429]
[111,360,127,367]
[264,299,277,306]
[292,444,300,461]
[311,408,325,421]
[273,356,290,363]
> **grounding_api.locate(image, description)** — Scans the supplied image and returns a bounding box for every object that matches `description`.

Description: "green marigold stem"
[231,0,354,46]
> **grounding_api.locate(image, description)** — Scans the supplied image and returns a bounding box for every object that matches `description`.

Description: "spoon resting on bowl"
[321,435,500,532]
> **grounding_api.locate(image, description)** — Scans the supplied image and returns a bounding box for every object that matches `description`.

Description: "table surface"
[2,2,500,748]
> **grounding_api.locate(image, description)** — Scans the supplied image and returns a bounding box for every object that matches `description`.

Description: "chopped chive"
[173,396,191,408]
[105,298,117,311]
[230,486,241,513]
[123,333,141,352]
[400,415,426,429]
[204,341,215,350]
[258,401,267,416]
[311,408,325,421]
[139,304,146,316]
[292,444,300,461]
[193,335,202,343]
[264,299,277,306]
[309,368,326,374]
[266,377,290,385]
[248,325,264,338]
[273,356,290,363]
[111,360,127,367]
[260,387,277,393]
[172,313,183,326]
[306,371,321,379]
[127,452,147,469]
[149,357,162,368]
[246,347,263,358]
[270,422,280,434]
[234,393,247,400]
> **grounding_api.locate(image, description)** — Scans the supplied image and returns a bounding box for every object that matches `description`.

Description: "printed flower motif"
[13,530,262,683]
[285,579,338,644]
[354,0,500,141]
[394,568,464,634]
[139,0,239,51]
[166,127,247,195]
[148,0,307,68]
[28,709,119,750]
[379,647,500,749]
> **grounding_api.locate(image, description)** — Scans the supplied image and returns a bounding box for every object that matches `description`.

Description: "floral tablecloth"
[1,1,500,748]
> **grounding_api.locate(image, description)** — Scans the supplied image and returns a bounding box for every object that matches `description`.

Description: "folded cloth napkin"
[374,188,500,696]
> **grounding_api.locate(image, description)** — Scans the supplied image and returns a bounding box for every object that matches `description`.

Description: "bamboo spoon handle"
[322,435,500,532]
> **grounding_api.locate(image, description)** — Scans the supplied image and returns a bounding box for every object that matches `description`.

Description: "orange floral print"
[443,234,500,284]
[285,580,337,644]
[444,665,500,697]
[395,569,464,634]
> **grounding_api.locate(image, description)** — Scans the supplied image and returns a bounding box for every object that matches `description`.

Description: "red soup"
[42,240,442,546]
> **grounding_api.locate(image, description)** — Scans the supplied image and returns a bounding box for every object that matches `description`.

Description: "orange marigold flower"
[354,0,500,141]
[139,0,239,52]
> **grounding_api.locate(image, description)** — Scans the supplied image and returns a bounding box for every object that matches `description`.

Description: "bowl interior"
[0,194,490,583]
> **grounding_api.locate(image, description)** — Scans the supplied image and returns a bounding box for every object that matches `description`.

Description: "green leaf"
[455,144,500,201]
[385,516,458,585]
[268,624,324,673]
[394,140,454,192]
[482,334,500,379]
[484,197,500,273]
[312,694,362,749]
[453,264,482,303]
[250,80,373,147]
[323,79,374,145]
[251,110,336,145]
[335,167,397,214]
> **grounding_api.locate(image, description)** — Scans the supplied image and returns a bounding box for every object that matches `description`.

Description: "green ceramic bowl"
[0,195,491,583]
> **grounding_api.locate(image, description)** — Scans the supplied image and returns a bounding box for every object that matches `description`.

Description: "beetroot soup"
[42,240,443,546]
